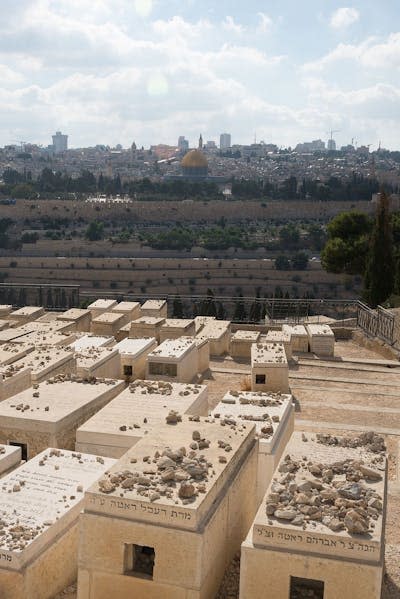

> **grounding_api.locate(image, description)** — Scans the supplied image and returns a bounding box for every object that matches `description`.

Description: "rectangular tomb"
[282,324,309,354]
[211,391,294,503]
[76,379,209,457]
[78,417,258,599]
[239,431,387,599]
[147,337,199,383]
[114,337,157,380]
[0,444,21,475]
[91,312,128,337]
[57,309,92,332]
[196,320,231,356]
[251,343,289,393]
[230,330,261,359]
[87,299,118,319]
[306,324,335,357]
[0,343,35,366]
[194,337,210,374]
[115,322,131,342]
[0,305,13,318]
[12,345,75,384]
[0,364,32,402]
[266,330,293,361]
[140,298,168,318]
[10,306,45,325]
[112,301,141,321]
[159,319,196,342]
[0,376,125,458]
[130,317,165,343]
[70,334,115,352]
[75,347,121,379]
[0,449,116,599]
[12,328,76,348]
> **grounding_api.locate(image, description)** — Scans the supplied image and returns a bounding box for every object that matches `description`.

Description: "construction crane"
[11,140,27,151]
[326,129,340,142]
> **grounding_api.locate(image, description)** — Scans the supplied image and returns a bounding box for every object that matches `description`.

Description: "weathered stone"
[179,482,196,499]
[274,509,297,521]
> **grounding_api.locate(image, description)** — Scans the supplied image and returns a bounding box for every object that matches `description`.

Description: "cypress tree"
[364,191,394,307]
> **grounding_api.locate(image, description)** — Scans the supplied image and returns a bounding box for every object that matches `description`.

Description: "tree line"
[1,167,391,202]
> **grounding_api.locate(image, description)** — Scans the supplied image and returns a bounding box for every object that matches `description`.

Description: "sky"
[0,0,399,150]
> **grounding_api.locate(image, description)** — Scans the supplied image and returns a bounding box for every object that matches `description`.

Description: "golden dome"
[181,149,208,169]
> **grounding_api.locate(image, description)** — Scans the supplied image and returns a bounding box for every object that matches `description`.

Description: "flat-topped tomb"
[70,334,115,352]
[91,311,128,336]
[0,444,21,475]
[0,375,124,457]
[0,305,13,318]
[251,342,289,393]
[282,324,309,354]
[240,431,387,599]
[75,347,120,379]
[12,345,75,383]
[76,379,209,457]
[114,337,157,379]
[111,301,141,321]
[0,343,34,366]
[0,448,115,599]
[211,390,294,502]
[87,298,117,319]
[129,316,165,342]
[0,364,32,402]
[140,298,168,318]
[147,337,198,383]
[159,318,196,342]
[306,324,335,357]
[230,330,261,359]
[196,320,231,356]
[57,308,92,332]
[265,329,293,360]
[78,417,258,599]
[10,306,45,324]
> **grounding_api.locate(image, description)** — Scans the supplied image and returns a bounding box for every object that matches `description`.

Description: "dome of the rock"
[181,149,208,170]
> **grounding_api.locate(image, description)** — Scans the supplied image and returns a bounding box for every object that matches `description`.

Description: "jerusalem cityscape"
[0,1,399,598]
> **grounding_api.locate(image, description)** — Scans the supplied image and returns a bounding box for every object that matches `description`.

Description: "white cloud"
[303,33,400,72]
[222,16,244,35]
[257,12,272,33]
[330,7,360,29]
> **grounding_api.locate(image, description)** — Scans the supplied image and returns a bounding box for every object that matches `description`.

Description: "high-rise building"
[327,138,336,151]
[52,131,68,153]
[178,136,189,152]
[220,133,231,150]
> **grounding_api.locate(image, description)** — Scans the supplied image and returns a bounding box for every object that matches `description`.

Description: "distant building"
[52,131,68,154]
[327,138,337,151]
[220,133,231,150]
[178,136,189,153]
[295,139,326,153]
[206,140,217,150]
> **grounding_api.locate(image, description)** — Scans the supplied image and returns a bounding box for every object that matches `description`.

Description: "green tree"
[279,224,300,250]
[291,251,308,270]
[364,192,394,306]
[172,295,184,318]
[275,255,291,270]
[199,289,217,317]
[321,211,372,275]
[233,294,247,322]
[85,221,104,241]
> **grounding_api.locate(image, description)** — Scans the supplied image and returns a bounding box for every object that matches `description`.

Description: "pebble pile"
[265,432,385,535]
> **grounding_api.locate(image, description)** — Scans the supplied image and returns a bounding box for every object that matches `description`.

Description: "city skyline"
[0,1,399,149]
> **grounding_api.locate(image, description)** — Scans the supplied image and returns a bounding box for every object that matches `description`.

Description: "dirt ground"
[54,339,400,598]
